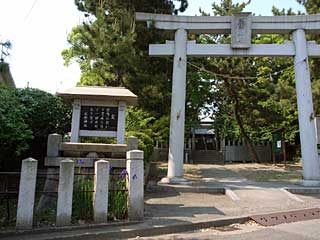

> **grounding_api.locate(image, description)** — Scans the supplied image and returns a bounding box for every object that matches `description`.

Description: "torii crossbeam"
[136,12,320,185]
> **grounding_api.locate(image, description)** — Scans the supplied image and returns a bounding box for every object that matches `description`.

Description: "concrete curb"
[285,187,320,194]
[52,216,250,240]
[112,217,249,240]
[1,216,249,240]
[0,221,141,238]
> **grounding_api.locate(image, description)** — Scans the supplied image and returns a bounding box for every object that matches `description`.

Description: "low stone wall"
[151,148,169,162]
[223,141,272,163]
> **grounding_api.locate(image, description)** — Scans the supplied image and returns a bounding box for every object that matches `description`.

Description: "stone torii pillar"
[162,29,188,183]
[293,29,320,185]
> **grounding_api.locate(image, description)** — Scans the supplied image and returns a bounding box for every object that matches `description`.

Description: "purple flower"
[119,169,128,180]
[77,159,85,165]
[109,165,113,173]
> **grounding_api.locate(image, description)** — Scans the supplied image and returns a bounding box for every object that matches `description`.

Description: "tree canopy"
[63,0,320,161]
[62,0,188,116]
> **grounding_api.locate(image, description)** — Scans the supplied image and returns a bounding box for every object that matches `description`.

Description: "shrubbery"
[126,107,169,164]
[0,88,168,170]
[0,87,71,170]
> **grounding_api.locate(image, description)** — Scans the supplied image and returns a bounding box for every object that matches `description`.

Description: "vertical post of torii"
[293,29,320,185]
[162,29,188,183]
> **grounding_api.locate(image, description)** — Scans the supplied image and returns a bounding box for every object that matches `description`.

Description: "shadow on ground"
[145,203,225,218]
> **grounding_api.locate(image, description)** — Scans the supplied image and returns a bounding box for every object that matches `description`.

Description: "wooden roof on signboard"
[57,86,137,105]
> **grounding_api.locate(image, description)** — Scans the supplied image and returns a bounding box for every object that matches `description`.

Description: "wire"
[168,57,306,81]
[24,0,38,22]
[186,60,294,80]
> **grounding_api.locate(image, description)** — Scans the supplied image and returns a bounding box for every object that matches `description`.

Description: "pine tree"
[63,0,188,116]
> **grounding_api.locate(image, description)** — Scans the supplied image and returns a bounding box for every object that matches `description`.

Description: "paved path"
[145,164,320,225]
[2,164,320,240]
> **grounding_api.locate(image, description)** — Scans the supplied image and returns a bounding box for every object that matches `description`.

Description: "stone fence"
[16,151,144,230]
[222,140,272,163]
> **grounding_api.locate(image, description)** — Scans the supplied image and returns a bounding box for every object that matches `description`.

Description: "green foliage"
[63,0,320,163]
[72,176,94,221]
[0,87,71,170]
[151,115,170,145]
[126,107,155,162]
[127,130,154,162]
[0,87,33,159]
[72,169,128,221]
[297,0,320,14]
[108,173,128,220]
[185,0,320,161]
[211,0,251,16]
[16,88,71,141]
[35,208,56,226]
[62,0,190,116]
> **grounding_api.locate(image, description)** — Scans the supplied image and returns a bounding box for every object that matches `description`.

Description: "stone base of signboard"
[45,157,127,168]
[159,177,191,185]
[298,180,320,187]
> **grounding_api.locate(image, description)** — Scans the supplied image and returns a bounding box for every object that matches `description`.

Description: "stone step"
[190,150,224,164]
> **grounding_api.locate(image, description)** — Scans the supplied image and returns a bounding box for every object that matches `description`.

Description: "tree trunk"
[224,79,260,163]
[233,101,260,163]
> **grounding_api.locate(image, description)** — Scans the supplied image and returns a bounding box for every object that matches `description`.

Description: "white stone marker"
[166,28,188,182]
[70,99,81,142]
[16,158,38,230]
[93,160,110,223]
[47,133,62,157]
[293,29,320,183]
[56,159,75,226]
[127,136,139,151]
[117,101,127,144]
[126,150,144,221]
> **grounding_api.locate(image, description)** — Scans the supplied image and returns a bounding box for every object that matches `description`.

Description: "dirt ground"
[223,163,303,182]
[148,162,303,183]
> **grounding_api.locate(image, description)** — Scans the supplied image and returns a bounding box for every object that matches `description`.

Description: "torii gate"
[136,12,320,185]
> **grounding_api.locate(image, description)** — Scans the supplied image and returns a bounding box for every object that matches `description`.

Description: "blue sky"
[0,0,305,93]
[184,0,305,16]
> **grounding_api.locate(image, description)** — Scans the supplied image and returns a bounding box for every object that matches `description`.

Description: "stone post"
[126,150,144,221]
[16,158,38,230]
[93,160,110,223]
[47,133,62,157]
[293,29,320,183]
[56,160,75,226]
[127,136,139,151]
[166,28,188,182]
[117,101,127,144]
[71,99,81,142]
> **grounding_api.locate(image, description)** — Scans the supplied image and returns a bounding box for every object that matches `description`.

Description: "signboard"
[80,106,118,131]
[231,13,252,49]
[272,130,283,153]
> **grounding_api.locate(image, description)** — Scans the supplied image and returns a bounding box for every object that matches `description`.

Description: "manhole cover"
[250,208,320,226]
